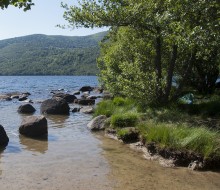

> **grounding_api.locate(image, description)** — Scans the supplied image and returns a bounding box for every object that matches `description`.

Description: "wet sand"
[98,135,220,190]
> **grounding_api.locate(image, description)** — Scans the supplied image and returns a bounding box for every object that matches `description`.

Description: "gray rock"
[87,95,97,100]
[41,98,70,115]
[188,161,204,171]
[87,115,107,131]
[0,95,12,101]
[79,86,93,92]
[11,95,20,99]
[75,99,95,105]
[73,91,80,95]
[52,93,77,103]
[18,95,28,101]
[0,125,9,147]
[18,104,36,114]
[19,115,48,137]
[72,107,81,112]
[80,106,94,114]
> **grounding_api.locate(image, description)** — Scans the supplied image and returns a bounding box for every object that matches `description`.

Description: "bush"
[111,112,138,128]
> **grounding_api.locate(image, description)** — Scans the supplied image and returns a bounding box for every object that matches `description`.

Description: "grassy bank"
[94,96,220,169]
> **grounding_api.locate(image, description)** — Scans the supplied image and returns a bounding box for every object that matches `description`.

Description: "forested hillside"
[0,32,107,75]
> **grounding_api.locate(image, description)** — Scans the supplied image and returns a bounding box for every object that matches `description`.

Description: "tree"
[62,0,220,104]
[0,0,34,11]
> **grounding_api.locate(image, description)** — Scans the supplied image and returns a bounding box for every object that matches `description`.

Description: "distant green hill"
[0,31,107,75]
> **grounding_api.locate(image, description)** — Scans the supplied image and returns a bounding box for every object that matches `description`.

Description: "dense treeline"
[62,0,219,105]
[0,32,107,75]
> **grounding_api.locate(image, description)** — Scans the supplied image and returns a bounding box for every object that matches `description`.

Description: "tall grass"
[94,97,137,117]
[93,100,115,117]
[111,112,139,128]
[138,122,220,158]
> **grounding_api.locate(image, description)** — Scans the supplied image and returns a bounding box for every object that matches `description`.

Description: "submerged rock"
[18,104,36,114]
[19,115,48,137]
[72,107,81,112]
[41,98,70,115]
[0,95,12,101]
[87,115,107,131]
[0,125,9,147]
[80,106,94,114]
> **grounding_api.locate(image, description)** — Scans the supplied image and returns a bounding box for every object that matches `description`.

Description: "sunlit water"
[0,76,220,190]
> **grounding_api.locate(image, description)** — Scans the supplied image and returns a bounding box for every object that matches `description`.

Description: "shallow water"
[0,76,220,190]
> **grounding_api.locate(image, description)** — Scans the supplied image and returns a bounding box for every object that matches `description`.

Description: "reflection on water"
[19,135,48,154]
[0,148,4,176]
[46,114,70,128]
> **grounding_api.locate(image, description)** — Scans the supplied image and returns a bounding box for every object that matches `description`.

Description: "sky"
[0,0,107,40]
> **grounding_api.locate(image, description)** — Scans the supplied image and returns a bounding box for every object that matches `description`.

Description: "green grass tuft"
[111,112,138,128]
[138,122,220,158]
[94,100,115,117]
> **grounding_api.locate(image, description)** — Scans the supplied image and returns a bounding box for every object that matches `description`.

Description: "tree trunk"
[154,36,163,102]
[163,44,178,103]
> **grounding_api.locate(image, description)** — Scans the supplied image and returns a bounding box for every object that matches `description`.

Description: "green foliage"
[178,95,220,116]
[113,97,126,106]
[111,113,138,128]
[0,32,107,75]
[138,123,220,158]
[62,0,220,105]
[0,0,34,11]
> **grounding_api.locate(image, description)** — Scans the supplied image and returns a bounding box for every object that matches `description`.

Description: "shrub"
[111,113,138,128]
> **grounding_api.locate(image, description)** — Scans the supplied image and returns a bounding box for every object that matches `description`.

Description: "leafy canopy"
[62,0,220,104]
[0,0,34,11]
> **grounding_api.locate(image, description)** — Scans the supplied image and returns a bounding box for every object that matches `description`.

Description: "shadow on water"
[19,134,48,154]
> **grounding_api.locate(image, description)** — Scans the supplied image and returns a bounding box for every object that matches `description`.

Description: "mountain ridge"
[0,31,107,75]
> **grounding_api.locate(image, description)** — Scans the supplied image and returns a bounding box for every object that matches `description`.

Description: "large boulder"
[18,104,36,114]
[0,125,9,147]
[19,116,48,137]
[87,115,107,131]
[52,93,77,103]
[41,98,70,115]
[79,86,93,92]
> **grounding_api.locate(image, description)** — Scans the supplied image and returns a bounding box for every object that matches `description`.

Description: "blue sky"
[0,0,107,40]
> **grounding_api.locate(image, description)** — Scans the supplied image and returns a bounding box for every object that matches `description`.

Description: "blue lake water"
[0,76,220,190]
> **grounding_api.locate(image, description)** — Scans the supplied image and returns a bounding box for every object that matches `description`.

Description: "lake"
[0,76,220,190]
